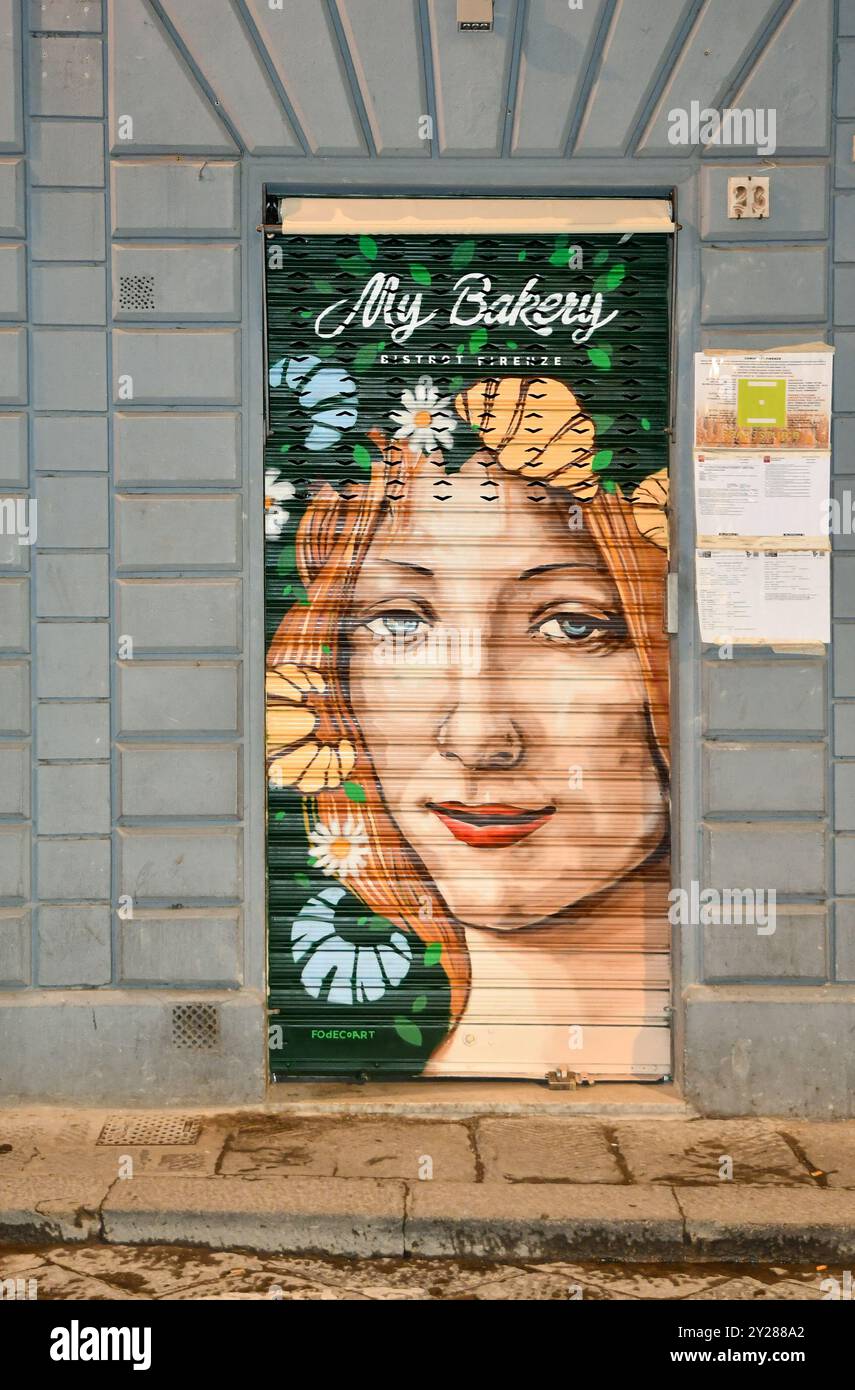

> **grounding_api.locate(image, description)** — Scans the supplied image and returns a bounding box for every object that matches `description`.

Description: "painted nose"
[436,704,524,770]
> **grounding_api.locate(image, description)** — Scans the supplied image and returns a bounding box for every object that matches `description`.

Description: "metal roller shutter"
[265,201,672,1081]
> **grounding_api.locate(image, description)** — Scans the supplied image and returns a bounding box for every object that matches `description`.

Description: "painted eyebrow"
[379,558,435,577]
[518,562,600,579]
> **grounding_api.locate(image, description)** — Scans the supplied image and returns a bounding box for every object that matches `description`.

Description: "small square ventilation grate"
[172,1002,220,1051]
[119,274,155,310]
[97,1115,201,1146]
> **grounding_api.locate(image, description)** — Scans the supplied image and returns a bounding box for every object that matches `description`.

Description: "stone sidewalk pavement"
[2,1104,855,1263]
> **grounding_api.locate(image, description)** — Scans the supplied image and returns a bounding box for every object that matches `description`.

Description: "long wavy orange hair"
[267,443,669,1023]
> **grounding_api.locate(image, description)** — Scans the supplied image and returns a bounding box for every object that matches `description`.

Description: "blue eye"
[364,613,429,639]
[534,613,624,645]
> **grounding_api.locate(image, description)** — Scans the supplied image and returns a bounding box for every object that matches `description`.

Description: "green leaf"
[469,326,488,354]
[593,414,614,434]
[587,346,611,372]
[352,443,372,470]
[458,342,468,355]
[343,780,366,802]
[595,263,626,293]
[601,478,617,494]
[517,249,527,262]
[358,235,378,261]
[296,585,310,606]
[592,449,613,472]
[424,942,443,967]
[369,915,392,931]
[353,343,380,371]
[449,376,464,392]
[281,584,292,598]
[641,417,651,431]
[322,643,332,654]
[314,343,336,357]
[278,443,290,454]
[548,247,568,267]
[294,873,310,888]
[298,309,312,319]
[276,545,296,574]
[593,249,609,267]
[394,1018,423,1048]
[313,279,335,295]
[410,263,431,286]
[274,811,285,821]
[451,239,476,269]
[506,340,518,350]
[411,995,428,1014]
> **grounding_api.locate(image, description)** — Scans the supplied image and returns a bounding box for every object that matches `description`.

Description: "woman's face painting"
[348,454,668,930]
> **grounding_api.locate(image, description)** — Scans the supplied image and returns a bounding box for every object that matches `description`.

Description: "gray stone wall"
[0,0,851,1113]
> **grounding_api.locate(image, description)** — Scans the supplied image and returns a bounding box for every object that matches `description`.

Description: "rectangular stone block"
[703,742,825,815]
[36,552,109,618]
[0,910,29,985]
[114,413,240,485]
[29,120,104,187]
[35,474,108,550]
[704,660,825,733]
[703,906,827,981]
[0,0,23,151]
[0,578,28,649]
[32,329,106,411]
[37,836,110,901]
[835,417,855,474]
[119,828,242,901]
[0,824,29,899]
[36,622,108,697]
[119,745,239,818]
[701,247,827,324]
[0,158,24,233]
[836,196,855,263]
[0,662,29,733]
[836,902,855,981]
[701,165,827,241]
[839,38,855,118]
[37,906,110,986]
[30,0,103,32]
[834,624,855,694]
[835,762,855,831]
[834,332,855,413]
[0,743,28,815]
[116,579,241,651]
[838,267,855,327]
[31,188,105,260]
[32,265,106,326]
[34,415,107,471]
[118,910,241,986]
[115,495,241,570]
[112,244,240,321]
[835,704,855,756]
[0,412,27,485]
[37,701,109,760]
[835,837,855,893]
[0,244,25,319]
[118,663,239,734]
[834,556,855,617]
[112,329,240,405]
[37,763,110,835]
[0,518,31,571]
[704,824,826,895]
[110,160,239,237]
[0,328,27,405]
[29,36,103,117]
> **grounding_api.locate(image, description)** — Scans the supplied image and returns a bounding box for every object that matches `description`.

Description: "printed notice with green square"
[737,377,787,428]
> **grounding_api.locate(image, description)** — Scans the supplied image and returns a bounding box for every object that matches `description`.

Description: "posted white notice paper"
[694,352,832,451]
[696,549,830,645]
[695,451,830,542]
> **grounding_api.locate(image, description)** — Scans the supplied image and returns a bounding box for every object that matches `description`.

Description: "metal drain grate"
[172,1002,220,1051]
[119,273,155,310]
[97,1115,201,1146]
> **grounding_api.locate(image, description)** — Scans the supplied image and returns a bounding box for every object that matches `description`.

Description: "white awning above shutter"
[279,196,675,236]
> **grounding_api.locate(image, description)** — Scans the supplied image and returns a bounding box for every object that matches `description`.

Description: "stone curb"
[5,1176,855,1262]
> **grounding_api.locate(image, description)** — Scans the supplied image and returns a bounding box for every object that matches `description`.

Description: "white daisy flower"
[291,886,413,1005]
[308,814,369,882]
[390,374,457,454]
[265,469,296,538]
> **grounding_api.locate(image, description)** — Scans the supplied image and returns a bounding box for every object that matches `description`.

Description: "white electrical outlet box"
[727,176,770,220]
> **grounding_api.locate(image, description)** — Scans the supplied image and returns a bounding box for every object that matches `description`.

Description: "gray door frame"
[243,159,702,1088]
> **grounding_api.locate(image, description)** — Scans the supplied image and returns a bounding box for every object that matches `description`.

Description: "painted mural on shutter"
[264,228,671,1079]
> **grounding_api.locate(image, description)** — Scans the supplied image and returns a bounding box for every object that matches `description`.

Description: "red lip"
[426,801,556,848]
